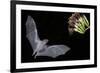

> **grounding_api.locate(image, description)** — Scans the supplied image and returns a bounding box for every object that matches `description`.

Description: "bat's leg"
[32,52,37,58]
[32,52,37,56]
[34,52,40,59]
[34,39,48,56]
[34,54,37,59]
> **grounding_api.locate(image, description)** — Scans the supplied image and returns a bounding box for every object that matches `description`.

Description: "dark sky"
[21,10,90,63]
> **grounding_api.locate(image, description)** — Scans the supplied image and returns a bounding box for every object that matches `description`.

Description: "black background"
[21,10,90,63]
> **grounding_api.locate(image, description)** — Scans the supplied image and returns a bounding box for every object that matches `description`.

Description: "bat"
[25,16,70,58]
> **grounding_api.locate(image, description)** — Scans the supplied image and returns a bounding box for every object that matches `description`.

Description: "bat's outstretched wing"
[36,45,70,58]
[25,16,70,58]
[25,16,42,55]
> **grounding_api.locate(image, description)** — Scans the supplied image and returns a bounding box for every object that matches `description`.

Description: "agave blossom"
[68,13,89,34]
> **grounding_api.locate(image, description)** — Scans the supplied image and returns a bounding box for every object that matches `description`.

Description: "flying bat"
[25,16,70,58]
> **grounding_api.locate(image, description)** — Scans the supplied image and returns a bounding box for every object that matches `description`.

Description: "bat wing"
[25,16,42,55]
[25,16,70,58]
[36,45,70,58]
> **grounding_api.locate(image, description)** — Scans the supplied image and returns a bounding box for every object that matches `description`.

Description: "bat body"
[25,16,70,58]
